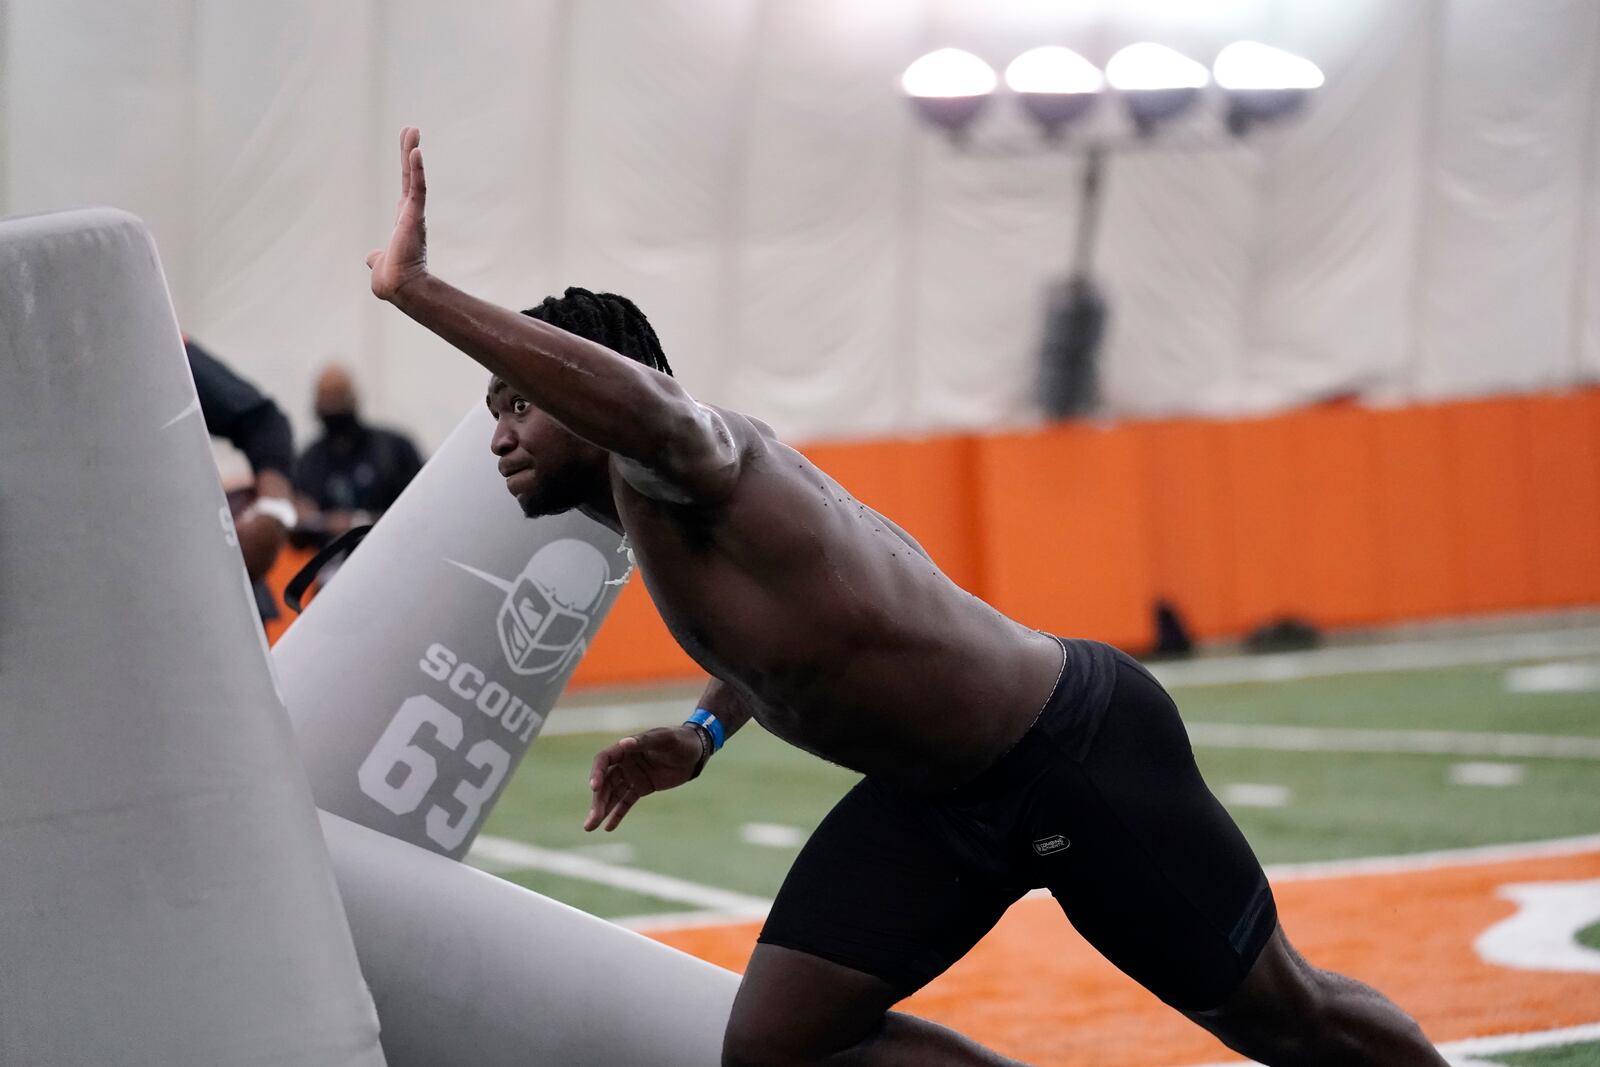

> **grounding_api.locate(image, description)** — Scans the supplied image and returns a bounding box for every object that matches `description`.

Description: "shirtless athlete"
[368,128,1446,1067]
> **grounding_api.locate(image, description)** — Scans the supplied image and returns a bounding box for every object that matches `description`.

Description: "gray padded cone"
[0,209,385,1067]
[276,406,631,859]
[321,812,739,1067]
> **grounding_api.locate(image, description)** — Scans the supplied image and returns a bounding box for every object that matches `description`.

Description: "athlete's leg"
[723,944,1027,1067]
[1035,654,1443,1061]
[1184,924,1449,1066]
[723,779,1028,1067]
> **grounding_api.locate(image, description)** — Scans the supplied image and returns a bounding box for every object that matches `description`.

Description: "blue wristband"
[685,708,726,752]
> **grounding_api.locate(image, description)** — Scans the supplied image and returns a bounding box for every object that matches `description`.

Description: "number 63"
[356,694,511,852]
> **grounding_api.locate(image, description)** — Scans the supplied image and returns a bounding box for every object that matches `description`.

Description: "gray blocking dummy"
[0,209,385,1066]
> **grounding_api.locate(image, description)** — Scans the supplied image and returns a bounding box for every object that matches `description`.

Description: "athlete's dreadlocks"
[521,287,674,378]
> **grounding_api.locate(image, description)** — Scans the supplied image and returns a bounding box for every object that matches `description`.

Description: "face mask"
[320,411,361,437]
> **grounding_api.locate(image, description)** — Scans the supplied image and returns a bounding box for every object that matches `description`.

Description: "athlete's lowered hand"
[584,726,706,832]
[366,126,428,302]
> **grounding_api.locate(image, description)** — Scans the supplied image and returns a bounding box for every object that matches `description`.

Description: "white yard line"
[1257,832,1600,883]
[542,626,1600,740]
[618,834,1600,932]
[1217,783,1292,808]
[1449,762,1528,787]
[1504,662,1600,693]
[545,713,1600,766]
[1184,1020,1600,1066]
[1442,1021,1600,1054]
[549,710,1600,760]
[467,834,769,917]
[528,626,1600,930]
[1147,627,1600,688]
[1187,723,1600,760]
[739,822,806,848]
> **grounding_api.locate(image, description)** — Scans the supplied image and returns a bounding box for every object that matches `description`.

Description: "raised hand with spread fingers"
[366,126,428,302]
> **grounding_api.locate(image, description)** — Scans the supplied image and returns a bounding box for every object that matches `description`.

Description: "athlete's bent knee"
[723,944,899,1066]
[722,1023,778,1067]
[720,1037,777,1067]
[721,1026,817,1067]
[722,1013,810,1067]
[1184,927,1320,1057]
[722,1011,878,1067]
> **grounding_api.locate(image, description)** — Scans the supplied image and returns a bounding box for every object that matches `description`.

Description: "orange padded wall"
[265,388,1600,690]
[1370,402,1459,620]
[554,388,1600,688]
[1526,392,1600,607]
[1136,419,1239,638]
[1445,397,1538,614]
[969,423,1154,650]
[1221,415,1304,628]
[1291,406,1385,628]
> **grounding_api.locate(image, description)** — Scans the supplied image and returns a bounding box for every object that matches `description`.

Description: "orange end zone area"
[646,849,1600,1065]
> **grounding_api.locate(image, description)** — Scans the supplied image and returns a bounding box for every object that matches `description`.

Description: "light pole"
[900,40,1324,417]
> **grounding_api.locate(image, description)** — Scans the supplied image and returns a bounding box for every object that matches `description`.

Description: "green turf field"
[475,643,1600,1063]
[481,652,1600,912]
[1488,1042,1600,1066]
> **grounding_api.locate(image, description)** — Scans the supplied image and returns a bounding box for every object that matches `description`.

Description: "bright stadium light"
[901,47,998,97]
[1104,42,1209,91]
[900,48,998,139]
[1212,41,1324,90]
[1214,41,1325,135]
[1105,42,1209,135]
[1004,47,1104,138]
[1005,46,1104,93]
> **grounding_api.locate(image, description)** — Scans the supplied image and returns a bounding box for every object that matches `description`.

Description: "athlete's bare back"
[603,408,1062,790]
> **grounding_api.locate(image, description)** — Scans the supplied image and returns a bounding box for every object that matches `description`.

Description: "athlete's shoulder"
[703,405,780,450]
[744,413,780,441]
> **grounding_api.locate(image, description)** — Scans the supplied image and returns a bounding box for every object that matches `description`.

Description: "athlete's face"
[487,376,607,518]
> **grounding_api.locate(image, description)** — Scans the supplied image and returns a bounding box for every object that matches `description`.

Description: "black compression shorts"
[756,638,1277,1012]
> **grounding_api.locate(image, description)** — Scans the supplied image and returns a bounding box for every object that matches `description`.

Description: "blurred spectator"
[184,337,298,588]
[294,364,424,545]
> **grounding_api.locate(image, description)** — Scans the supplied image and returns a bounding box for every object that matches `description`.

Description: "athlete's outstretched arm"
[366,127,739,502]
[582,677,755,832]
[691,675,756,739]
